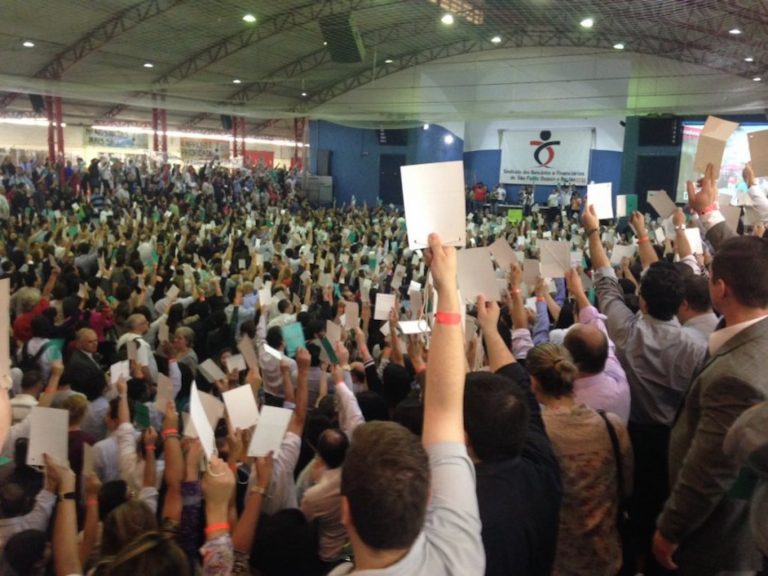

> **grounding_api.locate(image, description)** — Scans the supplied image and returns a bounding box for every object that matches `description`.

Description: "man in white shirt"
[9,371,43,424]
[116,314,158,383]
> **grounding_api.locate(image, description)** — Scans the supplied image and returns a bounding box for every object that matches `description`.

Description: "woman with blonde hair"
[527,343,633,576]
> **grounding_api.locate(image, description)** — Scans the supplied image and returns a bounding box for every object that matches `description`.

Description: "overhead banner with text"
[499,128,593,186]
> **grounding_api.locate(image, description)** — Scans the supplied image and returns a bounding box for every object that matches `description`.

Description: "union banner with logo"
[499,128,593,186]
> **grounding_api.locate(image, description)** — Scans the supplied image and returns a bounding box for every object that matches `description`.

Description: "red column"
[233,116,239,158]
[54,96,64,157]
[293,117,306,169]
[160,109,168,154]
[152,107,159,152]
[239,117,246,158]
[45,95,55,162]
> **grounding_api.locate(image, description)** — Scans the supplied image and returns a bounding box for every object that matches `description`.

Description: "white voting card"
[456,247,499,305]
[538,240,571,279]
[27,407,69,466]
[489,237,518,272]
[190,383,215,460]
[374,293,396,321]
[748,130,768,177]
[401,160,466,249]
[587,182,614,220]
[693,116,739,179]
[223,385,260,430]
[647,190,677,219]
[248,406,293,457]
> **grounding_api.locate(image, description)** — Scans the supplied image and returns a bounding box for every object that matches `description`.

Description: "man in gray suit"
[654,164,768,575]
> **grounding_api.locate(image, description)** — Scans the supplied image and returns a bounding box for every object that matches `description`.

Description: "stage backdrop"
[499,128,593,186]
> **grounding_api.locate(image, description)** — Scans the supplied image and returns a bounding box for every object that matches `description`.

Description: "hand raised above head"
[476,295,500,333]
[425,233,457,294]
[687,162,718,215]
[582,204,599,231]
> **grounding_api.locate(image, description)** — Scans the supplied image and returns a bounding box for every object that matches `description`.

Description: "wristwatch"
[59,491,77,501]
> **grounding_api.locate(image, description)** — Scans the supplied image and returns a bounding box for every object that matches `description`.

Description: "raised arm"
[630,211,659,270]
[422,233,464,446]
[287,347,309,436]
[476,295,515,372]
[585,205,611,269]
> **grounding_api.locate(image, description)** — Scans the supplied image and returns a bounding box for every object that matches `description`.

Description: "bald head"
[563,324,608,375]
[76,328,99,354]
[127,313,150,334]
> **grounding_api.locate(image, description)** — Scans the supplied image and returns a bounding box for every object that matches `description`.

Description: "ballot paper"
[684,228,704,254]
[281,322,306,357]
[190,383,216,460]
[489,237,518,271]
[398,320,431,335]
[693,116,739,178]
[647,190,677,219]
[325,320,343,344]
[258,287,272,307]
[199,359,227,382]
[110,360,130,385]
[166,284,180,301]
[610,244,637,266]
[748,130,768,177]
[401,160,466,249]
[538,240,571,279]
[237,335,260,370]
[262,343,284,361]
[523,259,540,288]
[456,247,499,305]
[248,406,293,457]
[587,182,614,220]
[344,302,359,330]
[374,293,396,321]
[27,407,69,466]
[720,203,741,232]
[155,373,175,412]
[223,385,260,430]
[82,443,95,476]
[158,323,170,343]
[225,354,247,374]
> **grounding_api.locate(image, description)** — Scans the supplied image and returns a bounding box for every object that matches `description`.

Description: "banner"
[180,138,230,162]
[86,129,148,149]
[243,150,274,167]
[499,128,592,186]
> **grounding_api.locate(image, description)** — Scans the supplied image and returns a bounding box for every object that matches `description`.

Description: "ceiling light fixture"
[441,13,454,25]
[491,35,502,44]
[613,42,625,50]
[753,76,762,82]
[745,57,754,62]
[423,123,430,130]
[22,41,35,48]
[301,91,308,97]
[729,28,742,35]
[143,62,154,68]
[323,41,328,46]
[580,17,594,29]
[384,58,394,64]
[243,14,256,23]
[232,79,242,84]
[444,134,455,145]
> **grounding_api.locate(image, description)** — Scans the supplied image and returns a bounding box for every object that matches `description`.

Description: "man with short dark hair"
[467,262,561,576]
[9,371,43,424]
[584,206,707,573]
[653,163,768,576]
[332,233,484,575]
[678,274,719,344]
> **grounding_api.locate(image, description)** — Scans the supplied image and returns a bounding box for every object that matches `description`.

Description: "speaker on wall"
[316,149,331,176]
[319,12,366,63]
[29,94,45,114]
[220,115,233,131]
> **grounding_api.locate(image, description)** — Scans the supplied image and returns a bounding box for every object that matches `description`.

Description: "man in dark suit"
[653,164,768,575]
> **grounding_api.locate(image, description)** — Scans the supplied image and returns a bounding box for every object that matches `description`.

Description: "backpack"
[19,341,50,372]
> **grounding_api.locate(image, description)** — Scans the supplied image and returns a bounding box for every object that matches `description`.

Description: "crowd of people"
[0,153,766,576]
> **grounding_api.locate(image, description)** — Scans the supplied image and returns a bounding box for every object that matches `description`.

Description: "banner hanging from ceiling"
[180,138,231,162]
[86,129,149,149]
[499,128,593,186]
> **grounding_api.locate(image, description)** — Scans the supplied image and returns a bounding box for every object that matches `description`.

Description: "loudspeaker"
[638,117,680,147]
[317,149,331,176]
[220,115,233,131]
[319,12,366,63]
[29,94,45,114]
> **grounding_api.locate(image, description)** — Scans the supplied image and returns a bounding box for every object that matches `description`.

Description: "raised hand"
[687,162,718,215]
[425,232,457,294]
[475,294,500,334]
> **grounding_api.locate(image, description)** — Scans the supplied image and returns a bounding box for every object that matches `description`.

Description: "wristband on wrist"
[536,297,546,302]
[586,228,599,236]
[204,522,230,535]
[435,311,461,325]
[86,498,98,507]
[637,235,650,244]
[674,225,686,231]
[699,202,718,215]
[250,485,268,496]
[59,491,76,501]
[162,428,178,436]
[414,364,427,374]
[144,445,156,451]
[509,288,522,296]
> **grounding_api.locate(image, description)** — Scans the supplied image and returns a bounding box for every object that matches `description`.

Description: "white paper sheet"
[110,360,130,385]
[694,116,739,178]
[401,160,466,249]
[748,130,768,177]
[262,343,284,361]
[720,203,741,232]
[0,279,10,388]
[456,247,500,305]
[374,293,396,321]
[258,287,272,307]
[616,195,630,218]
[27,407,69,466]
[587,182,614,220]
[344,302,359,330]
[538,240,571,278]
[199,359,227,382]
[489,237,518,272]
[225,354,247,373]
[523,259,540,288]
[223,385,260,430]
[248,405,293,457]
[158,323,169,343]
[325,320,343,344]
[684,228,704,254]
[610,244,637,266]
[190,383,215,460]
[155,373,175,412]
[126,340,138,362]
[647,190,678,219]
[166,285,180,301]
[398,320,431,335]
[237,335,260,370]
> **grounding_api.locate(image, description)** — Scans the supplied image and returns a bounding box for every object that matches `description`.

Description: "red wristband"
[509,288,521,295]
[162,428,178,436]
[86,498,98,507]
[435,311,461,325]
[205,522,230,535]
[414,364,427,374]
[536,297,546,302]
[144,445,156,451]
[699,202,718,215]
[637,235,650,244]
